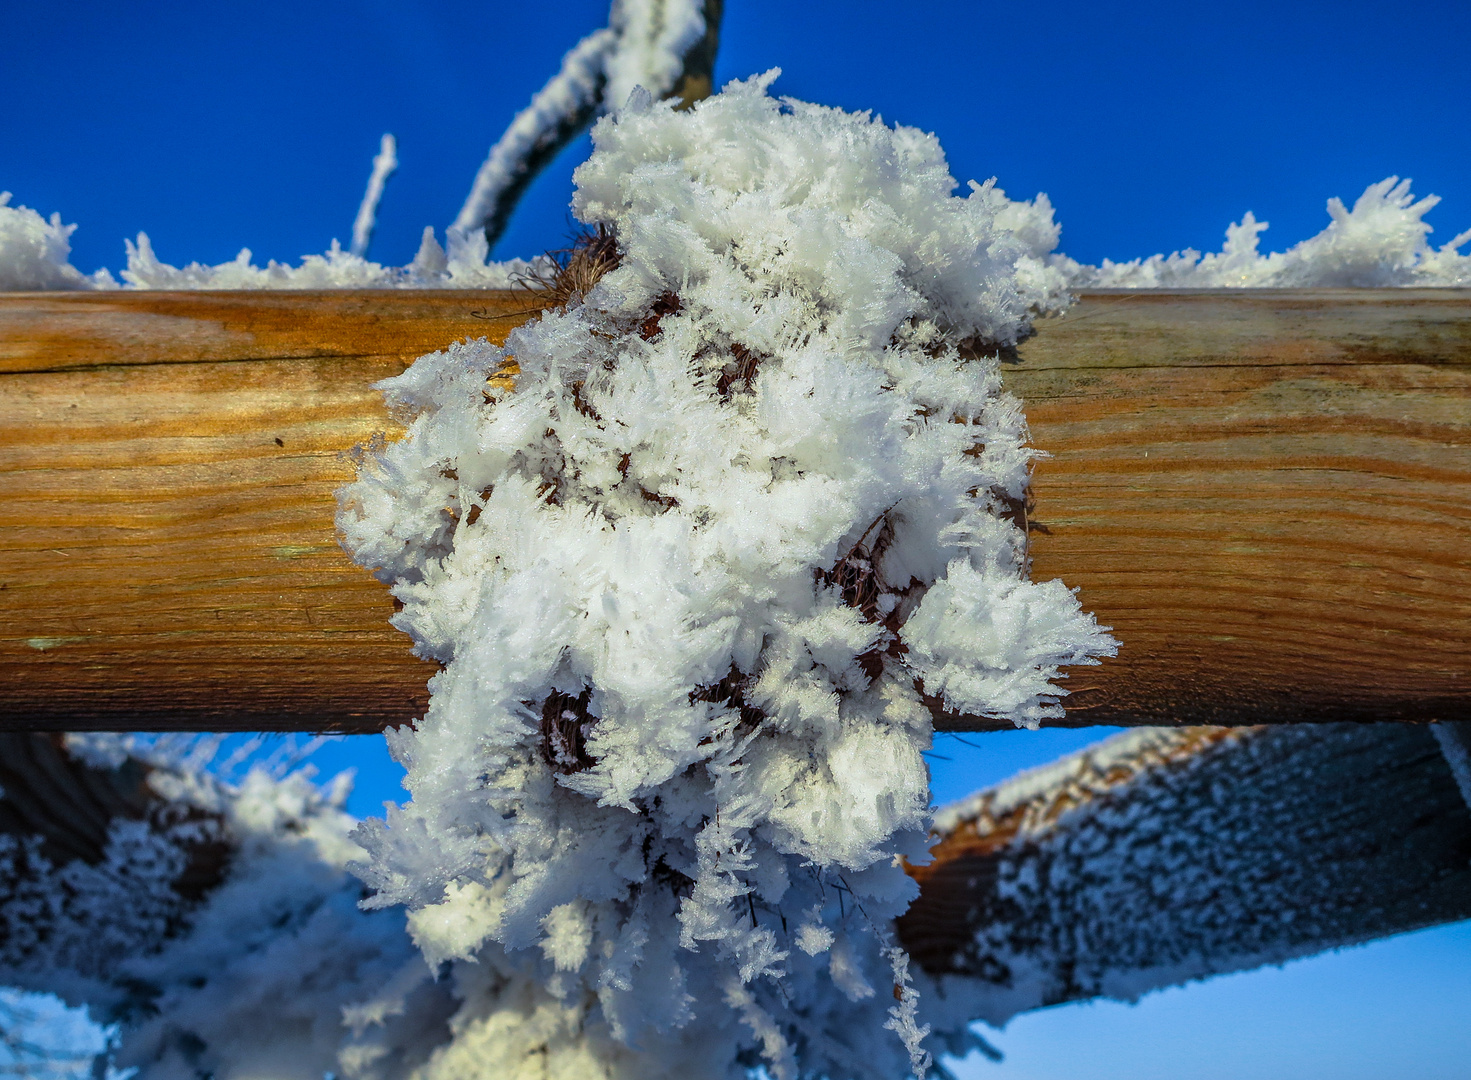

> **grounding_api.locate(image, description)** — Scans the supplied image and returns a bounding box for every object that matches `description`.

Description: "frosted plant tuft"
[336,72,1114,1078]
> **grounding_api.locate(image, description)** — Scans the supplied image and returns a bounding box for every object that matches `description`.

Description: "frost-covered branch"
[900,723,1471,1027]
[351,135,398,259]
[451,0,722,250]
[449,29,615,250]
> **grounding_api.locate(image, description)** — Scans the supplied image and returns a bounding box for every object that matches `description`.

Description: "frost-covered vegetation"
[1,70,1127,1079]
[4,0,1468,1069]
[1055,177,1471,288]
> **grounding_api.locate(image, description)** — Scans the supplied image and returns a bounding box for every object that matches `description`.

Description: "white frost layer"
[1,747,440,1080]
[337,72,1113,1079]
[117,226,541,290]
[0,193,116,290]
[0,193,540,291]
[8,174,1471,293]
[1058,177,1471,288]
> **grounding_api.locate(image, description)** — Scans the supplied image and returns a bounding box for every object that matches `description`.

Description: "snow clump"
[336,71,1114,1079]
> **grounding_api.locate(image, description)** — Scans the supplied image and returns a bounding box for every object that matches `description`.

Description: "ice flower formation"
[335,72,1115,1079]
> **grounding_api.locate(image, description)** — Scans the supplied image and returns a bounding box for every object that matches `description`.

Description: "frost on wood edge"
[329,73,1114,1079]
[6,169,1471,292]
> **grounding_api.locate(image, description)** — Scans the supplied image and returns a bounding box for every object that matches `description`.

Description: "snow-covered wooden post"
[2,288,1466,732]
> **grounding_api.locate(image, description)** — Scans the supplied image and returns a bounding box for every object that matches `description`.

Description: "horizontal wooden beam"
[952,289,1471,728]
[899,722,1471,1023]
[0,289,1467,732]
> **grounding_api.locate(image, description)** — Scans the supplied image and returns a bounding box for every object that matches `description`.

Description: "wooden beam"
[898,722,1471,1024]
[5,725,1467,1021]
[966,290,1471,729]
[0,290,1467,732]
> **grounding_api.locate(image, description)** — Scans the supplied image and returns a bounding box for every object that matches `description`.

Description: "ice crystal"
[336,72,1112,1078]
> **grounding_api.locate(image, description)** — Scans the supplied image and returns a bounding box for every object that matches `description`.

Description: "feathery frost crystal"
[336,72,1113,1078]
[1057,176,1471,288]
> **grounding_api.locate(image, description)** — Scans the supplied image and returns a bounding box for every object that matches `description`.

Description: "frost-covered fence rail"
[897,722,1471,1023]
[4,724,1467,1028]
[0,288,1467,732]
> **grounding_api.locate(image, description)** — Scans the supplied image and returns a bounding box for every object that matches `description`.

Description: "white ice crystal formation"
[6,726,1470,1080]
[0,187,546,290]
[118,227,550,290]
[7,171,1471,293]
[902,723,1471,1028]
[1055,176,1471,288]
[336,72,1114,1079]
[0,193,115,291]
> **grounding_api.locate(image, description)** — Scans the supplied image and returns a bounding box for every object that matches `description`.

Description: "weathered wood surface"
[0,289,1467,732]
[898,722,1471,1023]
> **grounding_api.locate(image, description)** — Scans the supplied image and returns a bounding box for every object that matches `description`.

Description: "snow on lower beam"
[899,723,1471,1026]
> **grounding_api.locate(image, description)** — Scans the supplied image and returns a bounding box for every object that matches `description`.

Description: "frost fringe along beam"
[0,288,1466,732]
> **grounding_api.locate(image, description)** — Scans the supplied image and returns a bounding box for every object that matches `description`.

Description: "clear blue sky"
[3,1,1469,274]
[4,2,1469,1075]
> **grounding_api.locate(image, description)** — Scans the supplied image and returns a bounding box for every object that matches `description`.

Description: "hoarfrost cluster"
[333,73,1113,1078]
[0,736,438,1080]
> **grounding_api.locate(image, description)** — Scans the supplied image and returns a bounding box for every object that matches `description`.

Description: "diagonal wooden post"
[0,289,1467,732]
[898,721,1471,1021]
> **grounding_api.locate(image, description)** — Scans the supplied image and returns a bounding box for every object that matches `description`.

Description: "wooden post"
[1,290,1467,732]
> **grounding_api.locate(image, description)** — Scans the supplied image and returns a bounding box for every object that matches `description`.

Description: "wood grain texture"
[968,289,1471,729]
[0,291,532,731]
[0,289,1467,731]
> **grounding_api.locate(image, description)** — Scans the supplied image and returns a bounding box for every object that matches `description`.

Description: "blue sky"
[4,1,1469,1075]
[4,1,1469,274]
